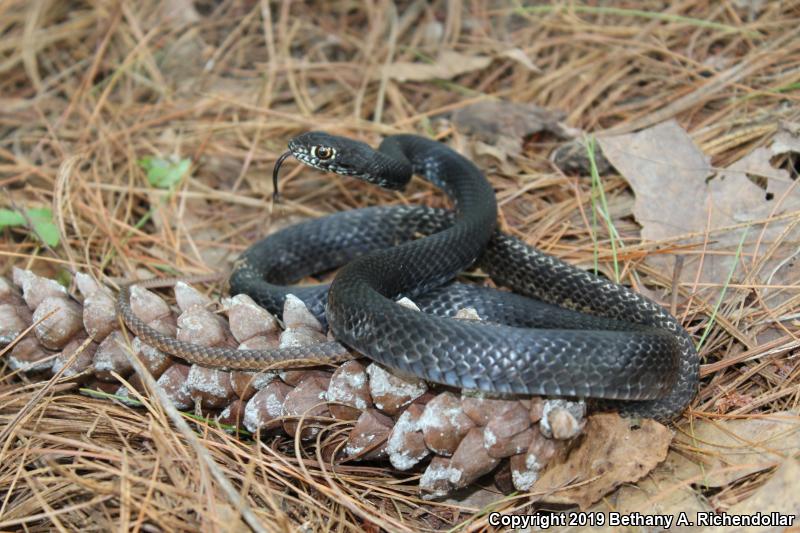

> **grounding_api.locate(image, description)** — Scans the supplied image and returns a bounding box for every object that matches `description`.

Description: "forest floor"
[1,1,799,531]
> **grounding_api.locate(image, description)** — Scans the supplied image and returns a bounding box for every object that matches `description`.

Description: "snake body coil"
[226,132,699,422]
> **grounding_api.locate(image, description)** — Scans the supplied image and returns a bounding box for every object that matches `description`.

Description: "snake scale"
[119,132,699,422]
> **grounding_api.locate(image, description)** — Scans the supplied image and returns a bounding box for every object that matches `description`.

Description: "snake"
[119,131,699,422]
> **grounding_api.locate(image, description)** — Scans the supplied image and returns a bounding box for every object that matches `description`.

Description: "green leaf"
[138,156,191,189]
[0,209,25,227]
[0,207,60,247]
[27,207,61,247]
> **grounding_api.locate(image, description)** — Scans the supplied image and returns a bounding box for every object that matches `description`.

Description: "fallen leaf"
[673,411,800,487]
[551,138,614,176]
[532,413,673,509]
[598,121,800,307]
[606,452,711,532]
[555,449,711,533]
[703,458,800,533]
[379,51,491,82]
[159,33,209,94]
[772,120,800,154]
[598,120,713,245]
[442,486,507,511]
[499,48,541,73]
[472,140,508,162]
[159,0,200,25]
[452,100,576,159]
[549,412,800,532]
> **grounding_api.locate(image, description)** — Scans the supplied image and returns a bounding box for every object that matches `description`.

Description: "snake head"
[273,131,412,199]
[288,131,375,177]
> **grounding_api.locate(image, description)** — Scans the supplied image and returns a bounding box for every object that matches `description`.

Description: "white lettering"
[676,512,692,526]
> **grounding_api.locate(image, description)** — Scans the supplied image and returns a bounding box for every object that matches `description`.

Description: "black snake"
[120,132,699,422]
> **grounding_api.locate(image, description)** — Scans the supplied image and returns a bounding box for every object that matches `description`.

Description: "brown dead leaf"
[598,121,711,270]
[159,0,200,25]
[555,449,711,533]
[553,412,799,532]
[772,120,800,155]
[498,48,541,73]
[673,411,800,487]
[159,34,209,94]
[602,451,711,533]
[452,100,576,160]
[442,486,507,512]
[551,138,614,176]
[379,51,491,82]
[704,458,800,533]
[532,413,672,510]
[598,121,800,303]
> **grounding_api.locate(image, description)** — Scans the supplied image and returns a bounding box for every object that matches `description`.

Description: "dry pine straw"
[1,0,800,531]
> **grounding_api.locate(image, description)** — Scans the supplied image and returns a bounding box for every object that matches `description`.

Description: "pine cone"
[0,269,588,497]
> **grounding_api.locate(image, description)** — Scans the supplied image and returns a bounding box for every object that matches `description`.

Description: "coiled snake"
[119,132,699,422]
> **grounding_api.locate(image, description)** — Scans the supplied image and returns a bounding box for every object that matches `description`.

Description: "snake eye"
[312,146,334,160]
